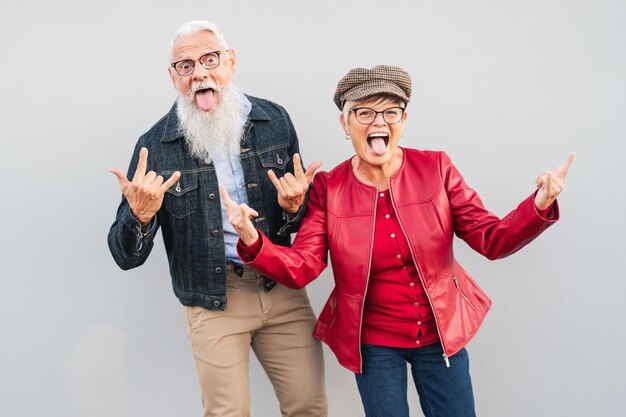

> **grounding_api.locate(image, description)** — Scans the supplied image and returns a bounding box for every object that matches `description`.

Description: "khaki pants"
[184,264,327,417]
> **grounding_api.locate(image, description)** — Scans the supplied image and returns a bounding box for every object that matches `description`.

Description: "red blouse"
[361,190,439,348]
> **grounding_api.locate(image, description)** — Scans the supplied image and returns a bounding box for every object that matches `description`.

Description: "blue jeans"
[355,343,476,417]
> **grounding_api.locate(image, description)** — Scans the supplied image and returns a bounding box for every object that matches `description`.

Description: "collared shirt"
[213,94,252,264]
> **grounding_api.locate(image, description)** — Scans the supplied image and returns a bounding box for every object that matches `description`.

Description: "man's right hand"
[110,147,181,226]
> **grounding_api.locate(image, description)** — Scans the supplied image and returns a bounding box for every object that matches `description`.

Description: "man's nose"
[192,63,209,81]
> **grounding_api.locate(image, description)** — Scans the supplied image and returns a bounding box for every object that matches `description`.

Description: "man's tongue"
[369,137,387,155]
[195,89,215,112]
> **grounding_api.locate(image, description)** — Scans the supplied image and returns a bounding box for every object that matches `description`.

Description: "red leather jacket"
[240,148,558,373]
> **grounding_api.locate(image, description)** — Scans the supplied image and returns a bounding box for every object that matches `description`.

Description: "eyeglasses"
[170,50,225,76]
[352,107,405,125]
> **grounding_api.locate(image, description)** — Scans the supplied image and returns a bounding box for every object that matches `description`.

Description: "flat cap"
[333,65,412,110]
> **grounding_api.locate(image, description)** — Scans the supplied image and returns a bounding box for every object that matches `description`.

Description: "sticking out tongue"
[369,137,387,155]
[195,89,215,112]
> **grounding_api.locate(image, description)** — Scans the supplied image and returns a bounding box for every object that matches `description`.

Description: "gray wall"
[1,1,624,416]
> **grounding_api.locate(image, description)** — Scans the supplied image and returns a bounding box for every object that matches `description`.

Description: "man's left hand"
[268,153,322,214]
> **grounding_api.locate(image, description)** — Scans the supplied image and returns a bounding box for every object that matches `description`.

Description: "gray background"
[1,0,624,416]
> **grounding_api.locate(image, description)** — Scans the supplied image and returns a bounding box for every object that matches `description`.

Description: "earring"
[345,134,351,140]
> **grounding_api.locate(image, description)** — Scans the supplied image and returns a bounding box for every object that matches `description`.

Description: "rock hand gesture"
[110,147,181,226]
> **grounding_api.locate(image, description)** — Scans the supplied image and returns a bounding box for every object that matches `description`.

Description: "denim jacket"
[107,95,306,310]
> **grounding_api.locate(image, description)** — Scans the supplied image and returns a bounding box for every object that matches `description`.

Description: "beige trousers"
[184,264,327,417]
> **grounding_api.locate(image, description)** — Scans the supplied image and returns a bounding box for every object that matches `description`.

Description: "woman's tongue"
[195,89,215,112]
[369,137,387,155]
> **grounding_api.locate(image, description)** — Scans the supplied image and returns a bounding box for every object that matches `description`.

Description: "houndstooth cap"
[333,65,412,110]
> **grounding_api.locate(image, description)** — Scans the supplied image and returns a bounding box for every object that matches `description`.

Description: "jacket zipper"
[453,276,476,311]
[357,188,378,372]
[388,180,451,368]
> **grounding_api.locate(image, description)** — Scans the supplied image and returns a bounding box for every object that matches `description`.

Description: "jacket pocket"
[164,171,198,219]
[256,146,290,171]
[328,293,338,328]
[316,288,338,333]
[452,275,476,311]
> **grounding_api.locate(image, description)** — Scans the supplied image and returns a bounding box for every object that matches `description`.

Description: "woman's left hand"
[534,153,575,211]
[219,185,260,246]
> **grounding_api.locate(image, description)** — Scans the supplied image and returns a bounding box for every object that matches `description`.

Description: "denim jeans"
[355,343,476,417]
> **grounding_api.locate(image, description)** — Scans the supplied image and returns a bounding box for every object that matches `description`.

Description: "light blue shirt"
[213,95,252,264]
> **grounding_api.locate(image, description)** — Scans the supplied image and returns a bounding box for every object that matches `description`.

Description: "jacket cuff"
[122,208,157,253]
[278,192,310,236]
[530,191,560,222]
[237,232,264,262]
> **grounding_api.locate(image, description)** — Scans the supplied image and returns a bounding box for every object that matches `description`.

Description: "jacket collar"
[160,95,270,143]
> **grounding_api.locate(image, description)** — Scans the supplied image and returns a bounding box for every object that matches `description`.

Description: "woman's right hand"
[219,185,260,246]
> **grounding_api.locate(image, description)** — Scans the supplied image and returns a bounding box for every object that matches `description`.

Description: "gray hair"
[171,20,229,53]
[342,95,406,124]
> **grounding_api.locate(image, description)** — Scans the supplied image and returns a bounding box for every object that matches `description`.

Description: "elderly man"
[107,20,327,417]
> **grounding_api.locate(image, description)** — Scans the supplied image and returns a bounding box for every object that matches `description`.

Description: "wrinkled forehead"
[170,30,223,61]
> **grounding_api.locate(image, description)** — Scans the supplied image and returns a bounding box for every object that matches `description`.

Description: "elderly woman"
[220,65,573,417]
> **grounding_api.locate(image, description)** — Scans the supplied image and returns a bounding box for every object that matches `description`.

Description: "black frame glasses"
[351,106,405,125]
[170,50,225,76]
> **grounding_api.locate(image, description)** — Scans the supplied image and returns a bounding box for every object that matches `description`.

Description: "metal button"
[417,321,422,325]
[379,193,384,197]
[215,267,223,273]
[409,282,414,287]
[208,193,216,200]
[396,254,401,259]
[213,300,221,307]
[212,229,220,236]
[391,233,395,238]
[415,340,420,345]
[385,214,390,218]
[414,302,419,307]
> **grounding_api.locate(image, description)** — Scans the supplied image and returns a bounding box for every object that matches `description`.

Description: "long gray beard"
[176,83,247,164]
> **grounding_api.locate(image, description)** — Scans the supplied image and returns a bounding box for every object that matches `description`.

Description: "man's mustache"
[190,81,224,95]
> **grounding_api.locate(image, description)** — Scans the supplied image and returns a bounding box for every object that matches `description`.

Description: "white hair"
[170,20,229,53]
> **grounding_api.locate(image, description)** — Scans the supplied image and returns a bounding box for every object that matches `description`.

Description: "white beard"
[176,82,247,164]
